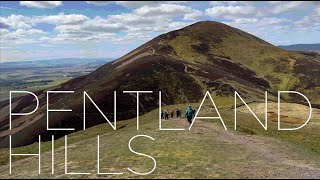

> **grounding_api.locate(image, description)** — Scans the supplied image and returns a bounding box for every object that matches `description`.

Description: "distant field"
[0,58,112,101]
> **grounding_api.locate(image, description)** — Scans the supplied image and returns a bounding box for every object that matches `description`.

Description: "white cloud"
[83,17,128,32]
[259,17,290,26]
[38,10,198,43]
[222,16,292,43]
[209,1,252,6]
[33,13,89,25]
[168,21,192,30]
[84,1,110,6]
[107,13,167,27]
[116,1,162,8]
[0,29,10,35]
[85,1,185,8]
[292,5,320,31]
[54,21,125,34]
[41,31,116,42]
[269,1,311,14]
[40,16,125,42]
[20,1,62,9]
[105,4,201,32]
[32,3,202,43]
[233,18,258,24]
[2,28,45,44]
[1,2,204,45]
[294,14,320,29]
[113,32,152,42]
[183,10,203,21]
[0,14,32,29]
[134,4,202,20]
[228,17,290,27]
[205,5,256,19]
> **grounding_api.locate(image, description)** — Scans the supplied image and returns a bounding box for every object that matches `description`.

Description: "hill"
[1,21,320,147]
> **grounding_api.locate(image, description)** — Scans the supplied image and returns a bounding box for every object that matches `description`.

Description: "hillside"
[2,102,320,178]
[1,21,320,147]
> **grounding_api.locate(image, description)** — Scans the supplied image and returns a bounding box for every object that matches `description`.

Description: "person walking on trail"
[170,109,174,119]
[185,106,194,124]
[177,108,181,118]
[161,110,164,119]
[164,110,169,120]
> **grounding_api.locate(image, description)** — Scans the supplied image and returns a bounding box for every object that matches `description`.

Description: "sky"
[0,1,320,62]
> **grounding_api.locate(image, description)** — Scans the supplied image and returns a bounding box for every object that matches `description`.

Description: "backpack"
[186,108,193,117]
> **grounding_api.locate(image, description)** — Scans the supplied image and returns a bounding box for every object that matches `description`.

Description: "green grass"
[0,97,234,165]
[2,98,320,178]
[167,35,208,63]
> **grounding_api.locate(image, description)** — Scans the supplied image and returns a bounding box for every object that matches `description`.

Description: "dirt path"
[183,63,188,73]
[188,118,320,178]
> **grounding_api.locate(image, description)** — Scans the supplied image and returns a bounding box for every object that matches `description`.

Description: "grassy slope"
[2,97,320,178]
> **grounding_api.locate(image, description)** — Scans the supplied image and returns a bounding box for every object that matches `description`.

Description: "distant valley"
[279,43,320,53]
[0,58,113,100]
[0,58,113,69]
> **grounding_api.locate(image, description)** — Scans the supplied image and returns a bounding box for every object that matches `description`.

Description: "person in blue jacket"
[185,106,194,124]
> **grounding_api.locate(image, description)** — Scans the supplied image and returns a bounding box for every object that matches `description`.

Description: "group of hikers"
[161,106,196,124]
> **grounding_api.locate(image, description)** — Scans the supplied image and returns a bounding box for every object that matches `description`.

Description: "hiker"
[178,108,181,118]
[170,109,174,119]
[161,110,164,119]
[185,106,194,124]
[164,110,169,120]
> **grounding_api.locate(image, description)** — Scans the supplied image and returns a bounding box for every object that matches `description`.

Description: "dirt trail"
[183,63,188,73]
[188,118,320,178]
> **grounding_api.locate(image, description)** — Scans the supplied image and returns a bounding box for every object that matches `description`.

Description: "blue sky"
[1,1,319,62]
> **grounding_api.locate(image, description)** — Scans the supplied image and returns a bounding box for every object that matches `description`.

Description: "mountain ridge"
[279,43,320,52]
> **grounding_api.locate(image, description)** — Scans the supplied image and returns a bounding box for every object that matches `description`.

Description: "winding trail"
[183,63,188,73]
